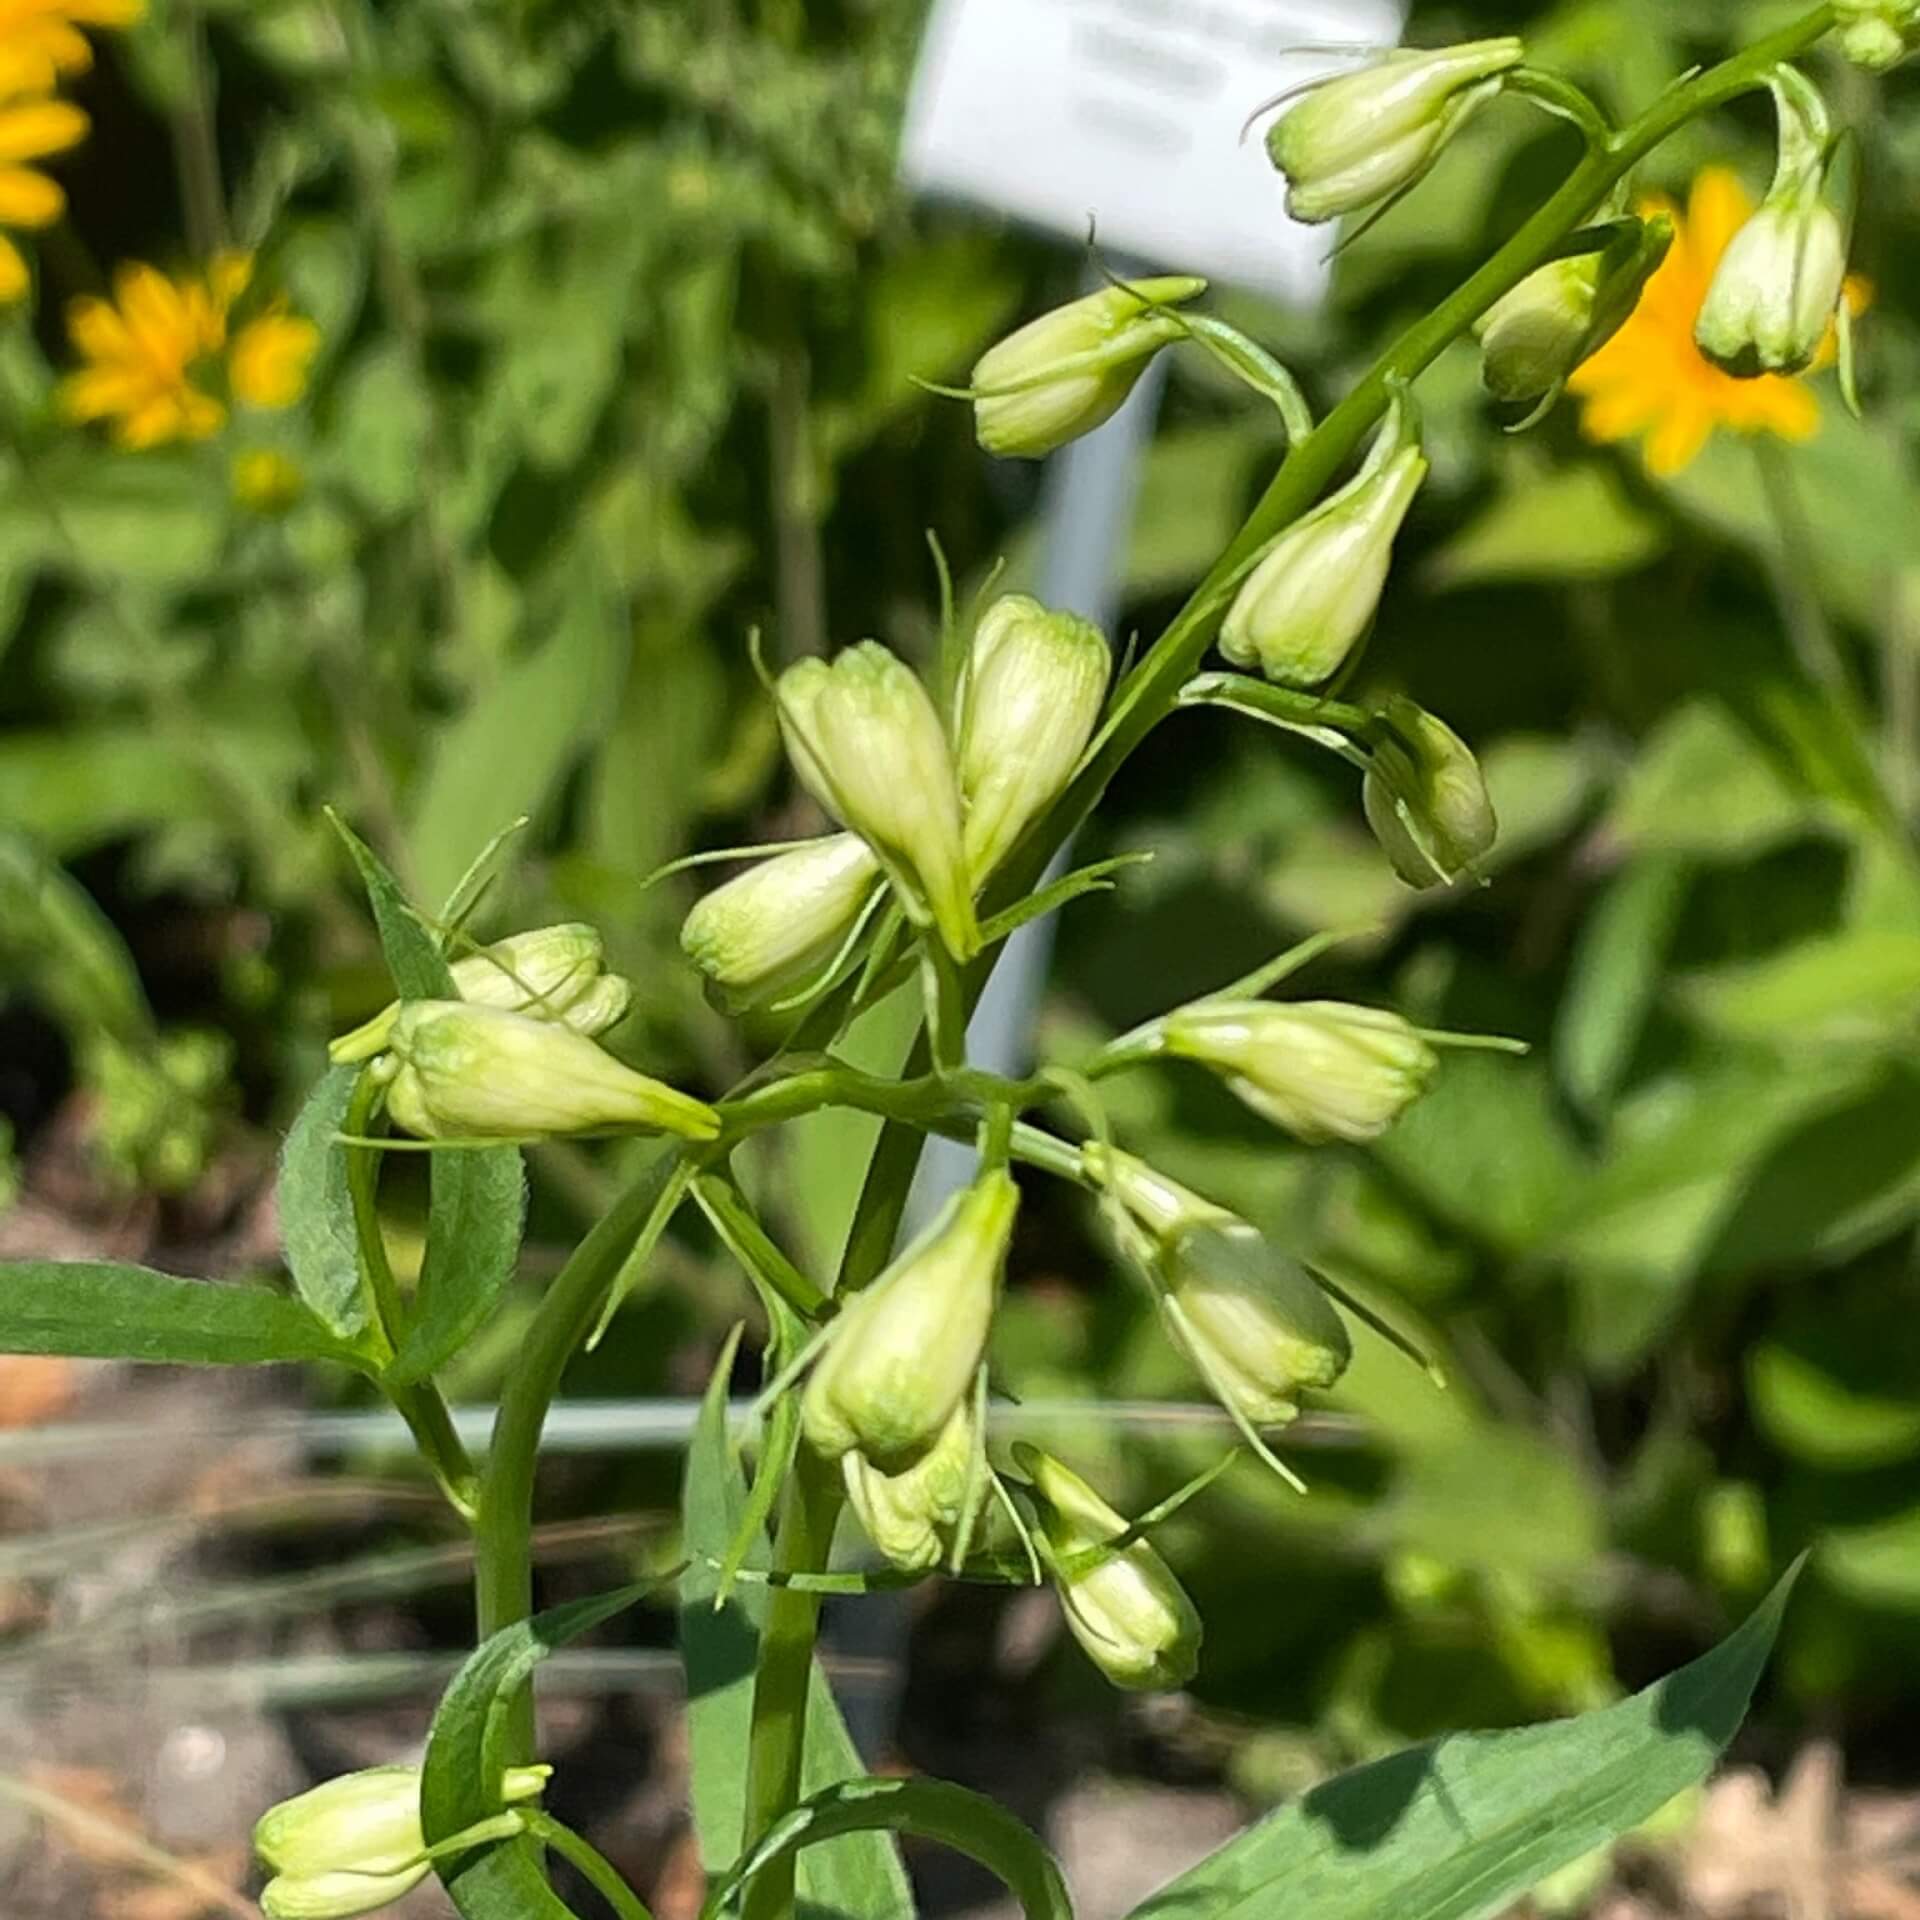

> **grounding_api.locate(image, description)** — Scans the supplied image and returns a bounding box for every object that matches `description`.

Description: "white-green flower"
[802,1169,1017,1470]
[1266,40,1523,224]
[378,1001,719,1142]
[1362,698,1498,888]
[680,834,882,1011]
[1016,1445,1202,1692]
[1219,431,1426,689]
[777,643,979,961]
[956,594,1111,883]
[1160,999,1437,1143]
[842,1399,981,1572]
[971,278,1204,459]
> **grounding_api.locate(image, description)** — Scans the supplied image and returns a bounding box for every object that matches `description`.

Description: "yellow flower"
[0,0,143,100]
[1570,168,1867,476]
[59,252,319,448]
[0,92,87,304]
[229,299,318,409]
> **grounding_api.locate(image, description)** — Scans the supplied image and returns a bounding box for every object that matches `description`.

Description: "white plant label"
[903,0,1405,303]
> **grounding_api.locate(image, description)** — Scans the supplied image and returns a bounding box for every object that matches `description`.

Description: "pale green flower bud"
[1266,40,1524,224]
[1161,999,1437,1143]
[255,1764,548,1920]
[1362,699,1497,888]
[842,1399,980,1572]
[331,924,632,1064]
[1219,441,1426,689]
[1476,217,1673,406]
[956,595,1111,883]
[1836,1,1918,69]
[377,1001,719,1141]
[803,1169,1017,1470]
[777,644,979,961]
[680,834,882,1012]
[971,278,1205,460]
[1696,72,1852,377]
[1084,1147,1351,1426]
[1015,1444,1202,1692]
[1160,1222,1351,1427]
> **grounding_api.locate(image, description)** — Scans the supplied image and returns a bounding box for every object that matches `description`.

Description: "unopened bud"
[681,834,882,1012]
[1015,1444,1202,1692]
[377,1001,719,1141]
[332,924,631,1063]
[1362,698,1497,888]
[803,1169,1017,1470]
[1696,70,1852,377]
[1266,40,1524,224]
[1836,1,1918,69]
[1161,998,1437,1143]
[777,644,979,961]
[957,595,1111,882]
[255,1764,548,1920]
[971,278,1205,459]
[1476,217,1673,406]
[1219,428,1426,689]
[842,1399,981,1571]
[1085,1148,1351,1426]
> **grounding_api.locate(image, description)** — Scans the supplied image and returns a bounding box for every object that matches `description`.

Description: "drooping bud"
[1362,697,1498,888]
[970,277,1205,460]
[1219,412,1426,688]
[956,594,1111,883]
[376,1001,719,1141]
[1160,999,1437,1143]
[777,644,979,961]
[1266,40,1524,224]
[1085,1147,1351,1428]
[255,1764,548,1920]
[802,1169,1017,1470]
[680,834,882,1012]
[1476,216,1673,406]
[1014,1444,1202,1692]
[331,923,632,1063]
[842,1399,982,1571]
[1835,1,1919,70]
[1696,69,1853,377]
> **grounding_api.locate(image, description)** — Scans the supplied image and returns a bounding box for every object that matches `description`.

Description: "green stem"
[740,1447,842,1920]
[343,1071,478,1520]
[524,1811,656,1920]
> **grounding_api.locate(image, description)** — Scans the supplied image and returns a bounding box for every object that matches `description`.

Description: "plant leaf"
[391,1144,529,1384]
[329,808,454,998]
[702,1776,1072,1920]
[0,1263,352,1366]
[277,1062,370,1342]
[422,1581,661,1920]
[1127,1563,1802,1920]
[679,1338,913,1917]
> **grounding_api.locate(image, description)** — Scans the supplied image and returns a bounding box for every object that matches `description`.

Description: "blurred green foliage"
[3,0,1920,1791]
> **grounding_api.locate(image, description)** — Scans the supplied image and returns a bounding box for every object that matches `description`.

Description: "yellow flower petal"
[0,96,86,162]
[0,232,28,304]
[1685,166,1755,276]
[1646,401,1712,477]
[230,309,318,408]
[0,164,63,228]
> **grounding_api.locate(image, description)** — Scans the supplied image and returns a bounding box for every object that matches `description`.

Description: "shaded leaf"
[277,1062,370,1341]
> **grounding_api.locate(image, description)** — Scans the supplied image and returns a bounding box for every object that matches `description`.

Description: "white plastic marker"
[904,0,1404,302]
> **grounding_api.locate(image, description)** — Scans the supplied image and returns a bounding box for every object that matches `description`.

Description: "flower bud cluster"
[255,1765,548,1919]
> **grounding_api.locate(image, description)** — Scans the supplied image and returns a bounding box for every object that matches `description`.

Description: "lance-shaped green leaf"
[278,1062,372,1342]
[1127,1561,1802,1920]
[0,1263,353,1366]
